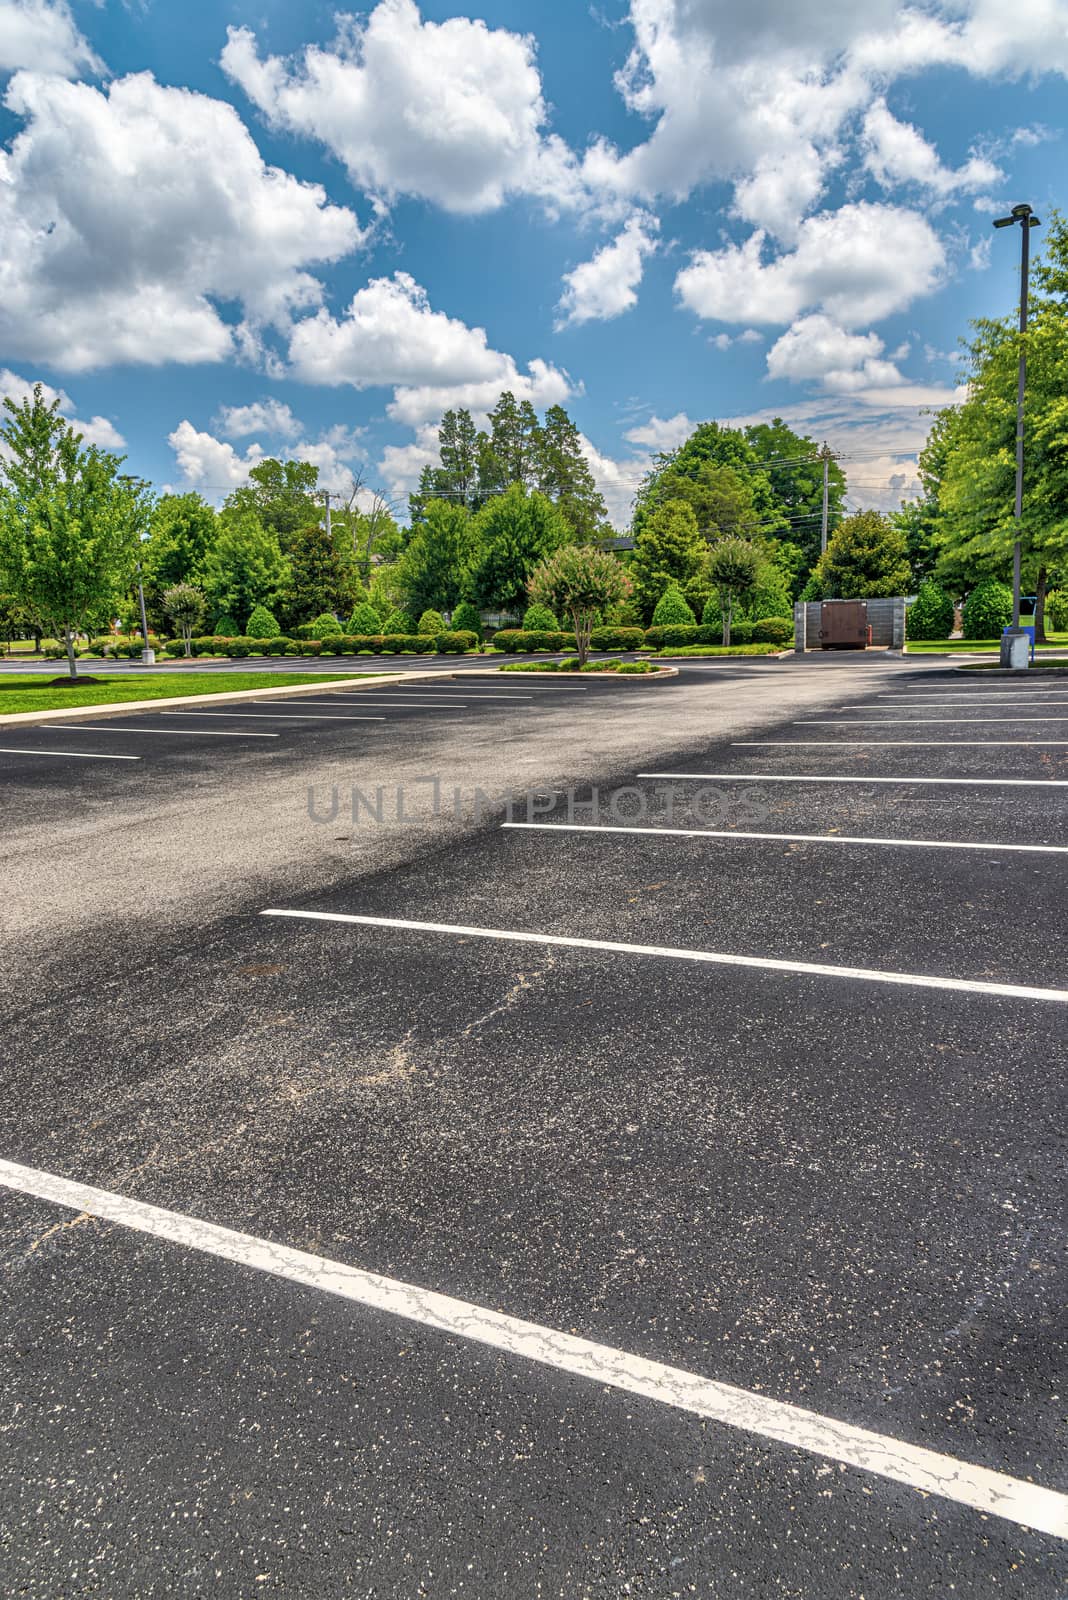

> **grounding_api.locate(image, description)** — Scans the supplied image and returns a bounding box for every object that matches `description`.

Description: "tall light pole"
[992,202,1041,638]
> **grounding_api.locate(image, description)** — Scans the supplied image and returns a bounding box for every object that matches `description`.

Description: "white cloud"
[215,399,302,441]
[288,270,573,428]
[862,100,1002,196]
[623,411,695,451]
[0,0,99,76]
[765,315,906,392]
[0,71,363,372]
[675,202,945,329]
[556,211,659,328]
[378,424,441,505]
[169,417,367,499]
[221,1,582,216]
[0,367,125,448]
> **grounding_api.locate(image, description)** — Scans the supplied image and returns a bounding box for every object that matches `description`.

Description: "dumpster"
[818,600,870,650]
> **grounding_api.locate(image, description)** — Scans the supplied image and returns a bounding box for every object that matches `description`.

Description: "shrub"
[311,611,342,636]
[42,641,69,658]
[451,600,483,636]
[751,616,792,644]
[347,601,382,635]
[579,659,625,672]
[499,661,561,673]
[906,581,955,642]
[284,640,303,655]
[383,609,415,634]
[522,602,559,631]
[700,596,722,627]
[729,620,755,645]
[213,614,240,638]
[643,624,704,649]
[962,580,1013,639]
[1046,590,1068,631]
[223,638,252,658]
[417,609,446,635]
[300,640,324,656]
[265,636,292,656]
[163,639,187,657]
[246,604,280,638]
[617,661,657,674]
[589,626,645,652]
[436,630,479,654]
[491,629,575,653]
[652,586,696,626]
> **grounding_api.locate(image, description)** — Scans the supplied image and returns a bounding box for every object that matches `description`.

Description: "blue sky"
[0,0,1064,525]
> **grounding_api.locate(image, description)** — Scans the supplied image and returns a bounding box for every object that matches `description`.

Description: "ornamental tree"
[162,583,207,655]
[527,546,631,666]
[707,539,761,645]
[0,385,146,678]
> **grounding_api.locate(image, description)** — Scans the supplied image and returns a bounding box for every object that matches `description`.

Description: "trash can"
[1000,627,1032,669]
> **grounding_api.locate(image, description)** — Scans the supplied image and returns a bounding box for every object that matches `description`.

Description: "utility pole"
[993,203,1041,646]
[321,490,332,540]
[819,443,835,555]
[135,561,153,665]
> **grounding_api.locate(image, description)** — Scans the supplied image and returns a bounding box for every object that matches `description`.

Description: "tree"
[707,539,761,645]
[348,600,382,634]
[223,458,320,542]
[437,409,480,507]
[651,586,696,625]
[162,583,207,655]
[629,499,704,620]
[488,392,541,489]
[812,510,911,599]
[0,385,145,677]
[535,406,608,541]
[635,422,781,532]
[0,592,36,655]
[962,579,1013,639]
[142,493,217,617]
[452,599,483,636]
[278,522,347,627]
[468,484,572,617]
[397,499,473,617]
[200,509,288,626]
[417,609,445,635]
[528,546,631,666]
[745,419,847,571]
[245,602,281,638]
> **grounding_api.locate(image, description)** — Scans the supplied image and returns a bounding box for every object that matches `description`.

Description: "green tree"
[348,600,382,634]
[962,579,1013,639]
[468,484,572,617]
[651,586,696,625]
[223,458,320,542]
[141,493,217,620]
[905,580,955,641]
[522,602,559,630]
[452,599,483,636]
[0,592,36,654]
[0,385,145,677]
[163,583,207,655]
[745,420,846,570]
[813,510,911,599]
[535,406,608,541]
[200,510,288,626]
[708,539,761,644]
[278,522,347,627]
[437,409,480,507]
[629,499,704,621]
[528,545,631,666]
[488,392,542,489]
[397,499,473,617]
[245,602,280,639]
[635,422,781,533]
[417,608,446,635]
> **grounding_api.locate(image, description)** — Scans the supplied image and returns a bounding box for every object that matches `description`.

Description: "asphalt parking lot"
[0,660,1064,1597]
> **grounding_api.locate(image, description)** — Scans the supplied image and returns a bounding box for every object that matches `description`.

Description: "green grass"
[655,643,785,658]
[961,659,1068,672]
[905,631,1068,653]
[0,671,379,715]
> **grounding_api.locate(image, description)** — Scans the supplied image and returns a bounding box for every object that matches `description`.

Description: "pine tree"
[535,406,608,542]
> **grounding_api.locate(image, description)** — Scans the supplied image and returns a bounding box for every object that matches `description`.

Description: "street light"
[992,202,1041,658]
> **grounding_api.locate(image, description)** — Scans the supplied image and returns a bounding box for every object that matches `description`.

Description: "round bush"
[383,609,415,634]
[245,604,280,638]
[417,609,446,636]
[310,611,342,637]
[699,596,722,627]
[751,616,792,644]
[1045,590,1068,631]
[962,580,1013,640]
[213,614,240,638]
[729,620,755,645]
[906,581,955,642]
[451,601,483,636]
[522,602,559,631]
[347,602,381,635]
[652,587,696,626]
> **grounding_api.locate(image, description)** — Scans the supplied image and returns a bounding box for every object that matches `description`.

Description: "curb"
[451,666,680,682]
[0,671,452,729]
[954,664,1068,676]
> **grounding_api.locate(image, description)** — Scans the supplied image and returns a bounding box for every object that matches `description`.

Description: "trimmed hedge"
[589,626,645,652]
[751,616,792,644]
[435,630,479,654]
[492,629,576,653]
[729,620,755,645]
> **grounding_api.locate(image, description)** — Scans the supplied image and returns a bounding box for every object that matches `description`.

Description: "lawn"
[0,672,378,715]
[905,633,1068,653]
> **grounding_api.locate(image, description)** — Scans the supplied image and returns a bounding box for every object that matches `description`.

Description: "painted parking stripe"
[845,702,1068,709]
[0,746,141,761]
[0,1156,1063,1540]
[245,698,470,710]
[637,772,1068,789]
[161,711,385,724]
[48,723,280,739]
[800,718,1068,726]
[261,908,1068,1005]
[502,821,1068,856]
[735,741,1068,747]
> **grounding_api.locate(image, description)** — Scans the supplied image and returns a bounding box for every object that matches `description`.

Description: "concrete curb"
[954,664,1068,676]
[0,671,452,729]
[449,666,680,682]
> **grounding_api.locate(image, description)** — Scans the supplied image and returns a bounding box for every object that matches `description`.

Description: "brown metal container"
[818,600,869,650]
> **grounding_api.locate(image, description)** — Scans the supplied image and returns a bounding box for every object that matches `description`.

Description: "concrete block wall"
[796,597,907,651]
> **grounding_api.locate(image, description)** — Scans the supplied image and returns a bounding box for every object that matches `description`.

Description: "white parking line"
[161,711,385,723]
[245,698,469,710]
[0,1155,1063,1539]
[48,723,280,739]
[261,908,1068,1005]
[801,718,1068,725]
[637,772,1068,788]
[735,741,1068,747]
[502,821,1068,856]
[846,702,1068,710]
[0,746,141,761]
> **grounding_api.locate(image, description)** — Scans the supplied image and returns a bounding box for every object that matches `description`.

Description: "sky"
[0,0,1065,527]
